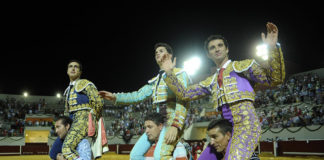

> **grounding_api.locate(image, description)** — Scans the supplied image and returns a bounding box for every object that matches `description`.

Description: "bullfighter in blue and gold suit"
[99,43,190,160]
[62,60,104,160]
[160,22,285,160]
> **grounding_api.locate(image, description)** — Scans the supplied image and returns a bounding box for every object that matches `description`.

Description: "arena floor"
[0,153,323,160]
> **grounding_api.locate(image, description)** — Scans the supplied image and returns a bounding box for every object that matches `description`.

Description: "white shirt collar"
[69,79,78,86]
[217,60,231,71]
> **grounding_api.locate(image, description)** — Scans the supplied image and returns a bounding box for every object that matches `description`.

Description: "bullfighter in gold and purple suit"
[160,22,285,160]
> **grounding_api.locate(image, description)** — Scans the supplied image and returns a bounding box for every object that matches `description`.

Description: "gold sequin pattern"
[62,110,89,160]
[227,101,261,160]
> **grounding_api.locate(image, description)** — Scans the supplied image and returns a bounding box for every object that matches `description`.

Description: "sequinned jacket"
[164,45,285,109]
[114,68,190,130]
[64,79,104,118]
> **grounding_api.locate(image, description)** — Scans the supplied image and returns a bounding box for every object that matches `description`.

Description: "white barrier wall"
[260,125,324,141]
[0,137,25,146]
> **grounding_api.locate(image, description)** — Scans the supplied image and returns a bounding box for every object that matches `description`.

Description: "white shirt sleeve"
[75,139,92,160]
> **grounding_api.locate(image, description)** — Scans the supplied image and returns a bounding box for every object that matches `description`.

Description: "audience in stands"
[0,72,323,139]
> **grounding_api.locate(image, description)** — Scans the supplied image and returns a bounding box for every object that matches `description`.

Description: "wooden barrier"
[1,140,324,158]
[0,146,20,155]
[260,141,274,154]
[0,153,323,160]
[118,144,134,154]
[277,140,324,156]
[22,143,49,155]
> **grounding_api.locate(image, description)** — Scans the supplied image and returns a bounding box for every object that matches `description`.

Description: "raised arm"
[235,22,285,87]
[260,22,285,86]
[164,71,212,101]
[161,55,212,102]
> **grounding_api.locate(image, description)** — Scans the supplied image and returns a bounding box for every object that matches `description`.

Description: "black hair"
[207,119,233,135]
[204,35,229,52]
[154,42,173,55]
[67,59,83,72]
[144,112,165,126]
[56,116,73,127]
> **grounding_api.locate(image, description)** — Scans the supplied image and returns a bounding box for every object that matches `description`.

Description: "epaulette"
[75,79,96,92]
[233,59,257,73]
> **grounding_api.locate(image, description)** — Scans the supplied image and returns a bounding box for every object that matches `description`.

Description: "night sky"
[2,5,323,96]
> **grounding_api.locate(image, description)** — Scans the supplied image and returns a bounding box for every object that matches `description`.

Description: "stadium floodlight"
[183,57,201,76]
[57,93,61,98]
[256,44,268,60]
[23,92,28,97]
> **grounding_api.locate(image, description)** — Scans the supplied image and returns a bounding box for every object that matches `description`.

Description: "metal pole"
[117,144,119,154]
[273,141,277,157]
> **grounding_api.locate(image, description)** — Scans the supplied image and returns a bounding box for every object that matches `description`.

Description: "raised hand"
[98,91,116,102]
[261,22,278,48]
[160,54,176,74]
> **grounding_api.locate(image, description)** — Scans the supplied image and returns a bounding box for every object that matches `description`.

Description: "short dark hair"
[204,35,229,52]
[67,59,83,72]
[207,119,232,135]
[154,42,173,55]
[144,112,165,126]
[56,116,73,127]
